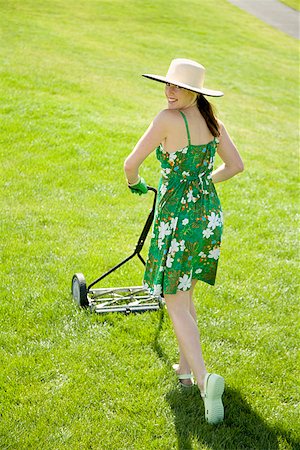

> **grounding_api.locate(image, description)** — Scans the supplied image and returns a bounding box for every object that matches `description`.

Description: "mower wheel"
[72,273,88,308]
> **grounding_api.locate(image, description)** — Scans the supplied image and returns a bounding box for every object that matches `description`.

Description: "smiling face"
[165,83,198,110]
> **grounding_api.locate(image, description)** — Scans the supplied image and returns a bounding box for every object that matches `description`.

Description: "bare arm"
[212,122,244,184]
[124,111,169,184]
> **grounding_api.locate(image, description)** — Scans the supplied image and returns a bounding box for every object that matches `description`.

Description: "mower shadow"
[152,309,298,449]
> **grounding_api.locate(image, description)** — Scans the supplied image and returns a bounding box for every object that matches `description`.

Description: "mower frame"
[71,187,164,314]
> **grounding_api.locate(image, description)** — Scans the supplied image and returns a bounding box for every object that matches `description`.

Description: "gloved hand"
[128,176,148,196]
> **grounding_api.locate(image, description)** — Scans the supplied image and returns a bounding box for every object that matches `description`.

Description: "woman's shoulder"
[216,118,225,131]
[153,109,181,127]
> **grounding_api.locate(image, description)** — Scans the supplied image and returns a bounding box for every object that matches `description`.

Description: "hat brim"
[142,74,224,97]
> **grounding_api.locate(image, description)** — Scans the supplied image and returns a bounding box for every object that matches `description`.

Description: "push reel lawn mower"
[71,186,164,314]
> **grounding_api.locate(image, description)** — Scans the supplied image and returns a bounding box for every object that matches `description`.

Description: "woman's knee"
[164,291,190,315]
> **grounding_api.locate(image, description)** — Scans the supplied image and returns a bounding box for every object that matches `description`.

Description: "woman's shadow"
[153,310,299,450]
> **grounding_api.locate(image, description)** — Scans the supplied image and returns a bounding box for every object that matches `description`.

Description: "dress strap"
[179,111,191,146]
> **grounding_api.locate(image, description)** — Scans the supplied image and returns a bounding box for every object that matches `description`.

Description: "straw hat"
[142,58,223,97]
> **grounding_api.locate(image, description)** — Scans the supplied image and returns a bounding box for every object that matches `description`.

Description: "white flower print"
[208,156,215,170]
[203,228,214,238]
[195,268,202,274]
[160,183,168,196]
[181,197,187,204]
[198,251,207,258]
[170,217,178,231]
[208,247,220,260]
[207,212,221,230]
[161,168,171,178]
[182,218,189,226]
[159,266,164,272]
[158,221,172,240]
[153,284,162,296]
[180,240,185,251]
[166,254,174,268]
[169,153,177,162]
[178,273,192,291]
[182,147,188,154]
[219,211,223,225]
[187,190,194,202]
[169,238,180,255]
[182,171,190,177]
[158,238,164,250]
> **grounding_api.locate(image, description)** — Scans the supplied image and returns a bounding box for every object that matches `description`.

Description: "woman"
[124,58,244,424]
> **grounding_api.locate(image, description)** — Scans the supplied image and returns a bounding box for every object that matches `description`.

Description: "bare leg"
[165,281,207,392]
[177,280,198,378]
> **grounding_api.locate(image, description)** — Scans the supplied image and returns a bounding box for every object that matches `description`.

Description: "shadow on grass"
[153,307,171,364]
[153,309,298,450]
[165,387,298,450]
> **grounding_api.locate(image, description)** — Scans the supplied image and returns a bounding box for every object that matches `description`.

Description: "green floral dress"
[143,111,223,296]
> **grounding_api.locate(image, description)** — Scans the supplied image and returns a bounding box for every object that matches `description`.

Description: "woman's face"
[165,83,197,110]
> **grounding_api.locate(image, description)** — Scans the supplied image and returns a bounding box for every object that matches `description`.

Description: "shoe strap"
[201,373,211,397]
[178,373,193,380]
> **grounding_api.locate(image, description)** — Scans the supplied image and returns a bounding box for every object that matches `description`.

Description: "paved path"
[227,0,299,39]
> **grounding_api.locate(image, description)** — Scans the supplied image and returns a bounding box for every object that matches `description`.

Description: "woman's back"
[162,107,215,154]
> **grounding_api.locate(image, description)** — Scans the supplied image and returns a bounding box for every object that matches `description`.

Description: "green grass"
[0,0,299,449]
[280,0,300,11]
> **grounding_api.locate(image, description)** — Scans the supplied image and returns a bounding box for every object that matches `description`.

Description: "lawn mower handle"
[147,186,157,194]
[87,185,157,291]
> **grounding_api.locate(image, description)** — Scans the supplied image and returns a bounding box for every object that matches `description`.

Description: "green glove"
[128,176,148,196]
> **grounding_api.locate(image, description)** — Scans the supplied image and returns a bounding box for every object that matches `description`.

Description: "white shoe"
[201,373,225,424]
[172,363,194,387]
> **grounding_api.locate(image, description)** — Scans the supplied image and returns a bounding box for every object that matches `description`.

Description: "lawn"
[0,0,299,449]
[280,0,300,11]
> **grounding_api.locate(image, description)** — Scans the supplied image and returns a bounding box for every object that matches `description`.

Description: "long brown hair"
[196,94,220,137]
